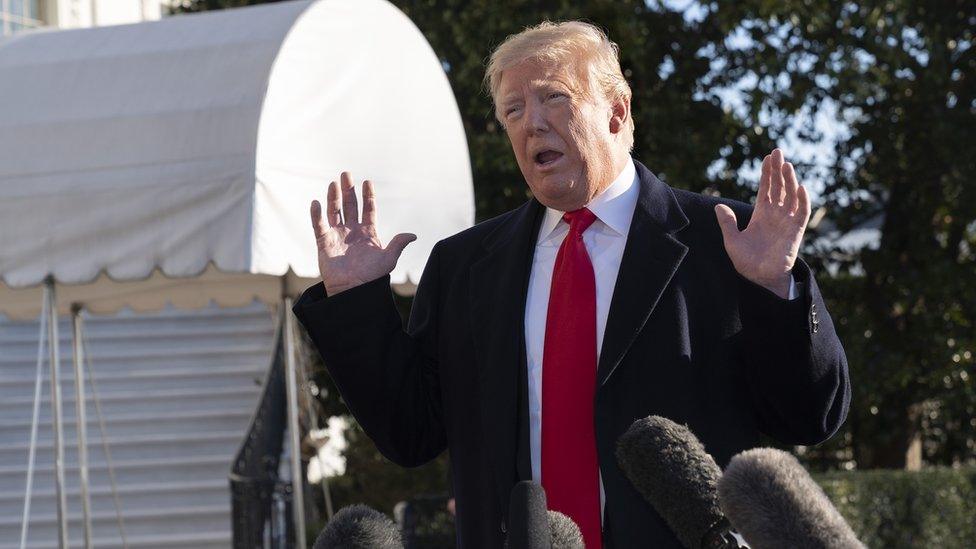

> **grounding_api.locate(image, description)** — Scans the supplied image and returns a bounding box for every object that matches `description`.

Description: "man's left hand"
[714,148,811,299]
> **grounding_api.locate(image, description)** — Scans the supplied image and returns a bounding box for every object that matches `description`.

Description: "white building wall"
[4,0,170,36]
[49,0,170,29]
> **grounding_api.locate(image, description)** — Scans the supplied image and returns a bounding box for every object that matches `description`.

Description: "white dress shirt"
[525,159,639,513]
[524,159,798,517]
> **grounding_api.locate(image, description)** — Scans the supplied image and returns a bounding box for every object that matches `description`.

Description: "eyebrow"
[500,81,569,102]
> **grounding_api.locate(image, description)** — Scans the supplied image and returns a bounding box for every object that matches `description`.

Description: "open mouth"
[534,150,564,167]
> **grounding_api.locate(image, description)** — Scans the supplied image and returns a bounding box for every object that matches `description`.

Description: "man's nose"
[524,103,548,134]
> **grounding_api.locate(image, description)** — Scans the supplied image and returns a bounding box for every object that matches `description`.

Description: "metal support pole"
[321,474,335,520]
[45,278,69,549]
[71,305,93,549]
[282,297,307,549]
[19,284,49,549]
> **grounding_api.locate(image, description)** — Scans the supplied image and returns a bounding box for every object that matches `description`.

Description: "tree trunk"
[855,402,923,469]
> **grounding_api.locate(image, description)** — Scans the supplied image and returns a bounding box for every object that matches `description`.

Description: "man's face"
[497,57,621,212]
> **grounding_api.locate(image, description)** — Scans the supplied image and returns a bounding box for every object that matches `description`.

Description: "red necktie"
[541,208,602,549]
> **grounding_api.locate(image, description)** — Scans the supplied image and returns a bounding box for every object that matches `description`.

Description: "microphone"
[616,416,742,549]
[313,504,404,549]
[506,481,551,549]
[718,448,864,549]
[506,481,586,549]
[547,510,584,548]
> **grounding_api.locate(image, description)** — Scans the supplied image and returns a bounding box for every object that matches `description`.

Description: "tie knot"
[563,208,597,235]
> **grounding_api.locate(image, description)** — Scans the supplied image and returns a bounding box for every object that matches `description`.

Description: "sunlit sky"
[655,0,848,206]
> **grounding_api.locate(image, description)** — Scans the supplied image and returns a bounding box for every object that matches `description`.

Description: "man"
[293,21,850,548]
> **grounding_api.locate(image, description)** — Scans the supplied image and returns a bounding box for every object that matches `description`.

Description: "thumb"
[714,204,739,245]
[386,233,417,259]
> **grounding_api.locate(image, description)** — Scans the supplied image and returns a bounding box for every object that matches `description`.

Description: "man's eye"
[505,106,522,116]
[547,92,566,101]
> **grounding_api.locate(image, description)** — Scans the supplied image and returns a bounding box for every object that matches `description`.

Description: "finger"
[796,183,812,227]
[783,162,798,215]
[757,154,772,204]
[310,200,328,238]
[327,181,342,226]
[770,148,785,206]
[714,204,739,246]
[362,180,377,226]
[386,233,417,260]
[340,171,359,225]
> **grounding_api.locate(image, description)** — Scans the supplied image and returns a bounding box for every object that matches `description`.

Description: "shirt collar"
[537,158,639,244]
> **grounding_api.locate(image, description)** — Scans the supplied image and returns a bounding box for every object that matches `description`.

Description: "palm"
[311,172,415,295]
[715,149,810,298]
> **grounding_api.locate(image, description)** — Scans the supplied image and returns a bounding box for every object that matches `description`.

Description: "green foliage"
[325,422,451,516]
[390,0,773,218]
[316,465,976,547]
[719,0,976,468]
[166,0,287,14]
[817,467,976,548]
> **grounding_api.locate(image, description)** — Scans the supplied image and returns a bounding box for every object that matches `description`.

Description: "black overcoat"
[293,160,851,548]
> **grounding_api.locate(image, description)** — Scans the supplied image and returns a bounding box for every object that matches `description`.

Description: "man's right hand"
[311,172,416,296]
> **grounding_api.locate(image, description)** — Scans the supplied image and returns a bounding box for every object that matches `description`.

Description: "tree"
[717,0,976,468]
[168,0,287,13]
[393,0,771,218]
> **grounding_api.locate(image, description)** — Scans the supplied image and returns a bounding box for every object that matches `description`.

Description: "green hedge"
[816,467,976,549]
[309,467,976,548]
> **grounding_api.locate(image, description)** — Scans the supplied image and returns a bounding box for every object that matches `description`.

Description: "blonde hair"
[485,20,634,150]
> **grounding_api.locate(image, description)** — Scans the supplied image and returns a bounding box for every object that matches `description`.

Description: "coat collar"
[537,158,639,243]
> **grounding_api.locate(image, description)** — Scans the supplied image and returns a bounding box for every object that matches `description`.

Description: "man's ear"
[609,94,631,135]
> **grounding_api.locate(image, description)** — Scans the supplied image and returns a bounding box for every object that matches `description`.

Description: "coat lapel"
[597,161,689,386]
[465,160,689,505]
[469,198,543,510]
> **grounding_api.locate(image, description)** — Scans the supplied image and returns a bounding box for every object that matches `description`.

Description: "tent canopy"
[0,0,473,319]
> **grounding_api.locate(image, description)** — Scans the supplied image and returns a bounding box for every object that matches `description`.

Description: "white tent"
[0,0,473,546]
[0,0,474,319]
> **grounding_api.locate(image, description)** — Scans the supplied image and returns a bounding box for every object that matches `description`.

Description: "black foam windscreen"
[616,416,728,549]
[313,504,404,549]
[718,448,864,549]
[506,481,551,549]
[547,510,584,548]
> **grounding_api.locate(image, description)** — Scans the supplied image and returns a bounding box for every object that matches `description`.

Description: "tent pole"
[45,278,69,549]
[71,304,94,549]
[282,297,307,549]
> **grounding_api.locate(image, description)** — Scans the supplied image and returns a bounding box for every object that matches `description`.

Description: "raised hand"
[311,172,416,296]
[714,149,811,299]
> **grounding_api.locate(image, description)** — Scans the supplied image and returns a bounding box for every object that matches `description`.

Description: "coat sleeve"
[734,258,852,446]
[291,244,446,467]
